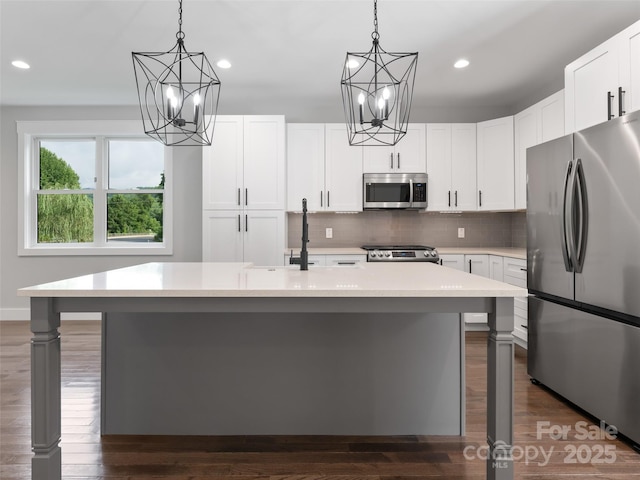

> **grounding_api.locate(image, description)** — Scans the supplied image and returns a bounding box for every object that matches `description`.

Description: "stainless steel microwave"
[363,173,428,210]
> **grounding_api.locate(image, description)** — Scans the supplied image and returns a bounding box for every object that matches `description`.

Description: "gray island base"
[20,262,525,480]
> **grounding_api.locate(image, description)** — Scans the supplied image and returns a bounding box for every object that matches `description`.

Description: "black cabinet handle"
[618,86,626,117]
[390,153,394,169]
[397,152,400,169]
[245,214,248,232]
[439,259,443,265]
[327,191,330,207]
[237,188,241,206]
[245,188,248,206]
[469,259,472,274]
[520,268,527,272]
[448,191,451,207]
[237,214,241,232]
[455,190,458,207]
[607,91,615,120]
[479,190,482,207]
[320,191,323,207]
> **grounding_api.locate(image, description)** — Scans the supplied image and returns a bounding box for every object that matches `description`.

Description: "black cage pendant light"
[132,0,220,146]
[341,0,418,146]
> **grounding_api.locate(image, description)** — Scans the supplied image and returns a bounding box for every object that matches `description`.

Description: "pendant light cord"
[176,0,185,41]
[371,0,380,42]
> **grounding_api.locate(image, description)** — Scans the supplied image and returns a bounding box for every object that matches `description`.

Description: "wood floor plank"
[1,320,638,479]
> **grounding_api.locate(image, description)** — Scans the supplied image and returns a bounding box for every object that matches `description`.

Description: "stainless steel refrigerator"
[527,111,640,446]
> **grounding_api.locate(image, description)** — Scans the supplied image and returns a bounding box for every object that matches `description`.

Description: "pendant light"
[132,0,221,146]
[341,0,418,146]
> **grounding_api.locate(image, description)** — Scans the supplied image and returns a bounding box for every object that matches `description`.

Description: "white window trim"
[17,120,173,256]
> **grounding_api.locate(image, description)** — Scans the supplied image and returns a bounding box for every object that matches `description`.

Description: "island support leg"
[30,297,61,480]
[486,297,514,480]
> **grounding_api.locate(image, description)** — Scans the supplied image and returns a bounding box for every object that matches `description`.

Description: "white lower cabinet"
[440,253,528,337]
[489,255,504,282]
[463,255,490,326]
[204,210,285,266]
[438,254,465,270]
[283,253,367,267]
[502,257,528,345]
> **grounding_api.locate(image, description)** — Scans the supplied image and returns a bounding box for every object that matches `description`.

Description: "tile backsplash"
[287,211,526,249]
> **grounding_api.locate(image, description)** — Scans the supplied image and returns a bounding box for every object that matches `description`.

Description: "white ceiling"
[2,0,640,121]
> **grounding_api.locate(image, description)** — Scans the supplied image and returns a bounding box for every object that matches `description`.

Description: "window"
[18,121,172,255]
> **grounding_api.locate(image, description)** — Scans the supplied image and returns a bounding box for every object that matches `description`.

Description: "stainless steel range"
[361,245,439,263]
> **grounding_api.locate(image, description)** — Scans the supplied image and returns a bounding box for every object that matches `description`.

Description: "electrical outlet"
[326,227,333,239]
[458,227,465,238]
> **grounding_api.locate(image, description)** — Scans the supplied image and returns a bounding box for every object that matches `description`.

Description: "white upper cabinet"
[287,124,363,212]
[565,36,619,133]
[514,90,564,210]
[426,123,476,211]
[203,116,244,210]
[565,19,640,133]
[243,116,286,210]
[539,90,565,143]
[325,124,364,212]
[618,20,640,115]
[514,106,538,210]
[203,115,285,210]
[286,124,325,212]
[476,115,514,211]
[363,124,426,173]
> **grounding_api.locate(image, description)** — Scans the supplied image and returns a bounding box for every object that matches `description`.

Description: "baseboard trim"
[0,308,101,321]
[464,323,489,332]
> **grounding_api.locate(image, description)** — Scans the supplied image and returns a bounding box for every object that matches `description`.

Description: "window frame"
[18,120,173,256]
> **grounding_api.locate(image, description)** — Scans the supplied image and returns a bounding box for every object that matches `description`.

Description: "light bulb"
[382,86,390,100]
[377,97,385,110]
[171,96,178,109]
[346,59,360,69]
[193,93,201,106]
[358,92,365,105]
[166,86,175,99]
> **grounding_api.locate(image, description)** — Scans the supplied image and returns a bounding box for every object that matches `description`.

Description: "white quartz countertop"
[287,247,526,259]
[18,262,526,298]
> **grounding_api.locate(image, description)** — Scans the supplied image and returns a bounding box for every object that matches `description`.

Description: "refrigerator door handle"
[561,160,574,272]
[574,158,589,273]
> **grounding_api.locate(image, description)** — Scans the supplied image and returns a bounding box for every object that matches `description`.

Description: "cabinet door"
[202,210,243,262]
[477,116,514,210]
[363,124,425,173]
[244,211,285,266]
[465,254,489,277]
[514,105,539,210]
[363,144,394,173]
[565,36,619,133]
[450,124,477,211]
[324,254,367,266]
[539,90,565,143]
[618,20,640,115]
[202,116,244,210]
[395,124,426,172]
[243,116,285,210]
[287,124,325,211]
[324,124,363,212]
[426,124,452,211]
[438,254,464,270]
[489,255,504,282]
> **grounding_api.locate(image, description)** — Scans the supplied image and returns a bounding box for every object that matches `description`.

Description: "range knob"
[430,251,437,257]
[423,251,430,257]
[384,251,391,257]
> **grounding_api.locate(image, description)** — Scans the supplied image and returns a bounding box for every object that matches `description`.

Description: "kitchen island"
[19,261,526,480]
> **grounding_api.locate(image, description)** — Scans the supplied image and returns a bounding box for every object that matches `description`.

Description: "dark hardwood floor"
[1,321,638,479]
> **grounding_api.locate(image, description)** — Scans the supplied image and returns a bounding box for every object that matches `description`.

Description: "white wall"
[0,106,203,319]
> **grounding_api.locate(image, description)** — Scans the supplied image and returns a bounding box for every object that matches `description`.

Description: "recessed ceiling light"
[216,59,231,69]
[454,59,470,69]
[12,60,30,69]
[346,59,360,69]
